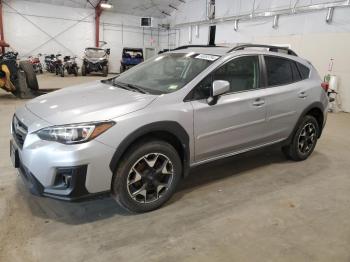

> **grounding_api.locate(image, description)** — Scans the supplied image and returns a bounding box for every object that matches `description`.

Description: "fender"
[109,121,190,176]
[284,101,325,145]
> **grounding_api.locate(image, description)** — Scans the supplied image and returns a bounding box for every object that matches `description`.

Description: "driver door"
[190,55,268,162]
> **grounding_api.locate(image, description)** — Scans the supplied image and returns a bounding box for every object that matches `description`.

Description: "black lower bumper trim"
[17,164,109,202]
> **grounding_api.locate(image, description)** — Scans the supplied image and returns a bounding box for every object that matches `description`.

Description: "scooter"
[62,55,78,77]
[28,54,43,74]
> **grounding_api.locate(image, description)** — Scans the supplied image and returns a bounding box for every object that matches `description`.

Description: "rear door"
[263,55,302,141]
[190,55,268,162]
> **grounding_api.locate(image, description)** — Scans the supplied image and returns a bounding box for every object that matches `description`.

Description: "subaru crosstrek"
[10,44,328,212]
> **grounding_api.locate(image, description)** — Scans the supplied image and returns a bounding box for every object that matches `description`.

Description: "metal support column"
[0,0,5,53]
[95,2,103,47]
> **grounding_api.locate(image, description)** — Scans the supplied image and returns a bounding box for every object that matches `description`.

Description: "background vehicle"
[120,47,144,72]
[0,48,39,98]
[44,54,56,73]
[54,54,64,77]
[28,54,43,74]
[82,47,110,77]
[62,55,78,77]
[10,45,328,212]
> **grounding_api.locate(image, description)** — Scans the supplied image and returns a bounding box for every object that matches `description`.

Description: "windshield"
[114,53,219,94]
[85,49,106,58]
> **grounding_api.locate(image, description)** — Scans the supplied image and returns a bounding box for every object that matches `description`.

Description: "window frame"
[262,55,310,88]
[185,54,265,101]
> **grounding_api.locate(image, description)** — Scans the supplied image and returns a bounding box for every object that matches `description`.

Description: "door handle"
[298,91,307,98]
[252,98,265,106]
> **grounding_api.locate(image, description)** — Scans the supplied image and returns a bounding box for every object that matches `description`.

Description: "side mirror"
[207,80,230,105]
[106,48,110,55]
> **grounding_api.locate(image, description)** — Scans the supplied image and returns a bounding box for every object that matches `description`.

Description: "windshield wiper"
[113,81,148,94]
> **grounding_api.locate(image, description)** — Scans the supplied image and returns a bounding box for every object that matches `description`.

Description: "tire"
[102,65,108,77]
[74,67,78,76]
[282,115,319,161]
[19,61,39,91]
[120,65,124,73]
[112,139,182,213]
[81,64,87,76]
[60,67,64,77]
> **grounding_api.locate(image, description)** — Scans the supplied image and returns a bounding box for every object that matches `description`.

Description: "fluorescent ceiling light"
[101,3,113,9]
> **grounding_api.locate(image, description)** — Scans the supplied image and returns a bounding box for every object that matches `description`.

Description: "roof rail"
[228,44,298,56]
[172,44,222,51]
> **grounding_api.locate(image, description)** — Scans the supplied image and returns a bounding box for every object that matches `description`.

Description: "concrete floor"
[1,74,350,262]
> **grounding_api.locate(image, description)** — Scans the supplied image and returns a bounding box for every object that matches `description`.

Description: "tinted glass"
[291,61,301,82]
[213,56,260,92]
[265,56,294,86]
[296,63,310,79]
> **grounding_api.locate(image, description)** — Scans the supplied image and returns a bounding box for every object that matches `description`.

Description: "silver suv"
[10,44,328,212]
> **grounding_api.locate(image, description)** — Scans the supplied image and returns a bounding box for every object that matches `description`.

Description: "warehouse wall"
[165,0,350,112]
[3,0,172,73]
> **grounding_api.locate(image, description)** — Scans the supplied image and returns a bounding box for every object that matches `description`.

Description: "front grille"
[12,115,28,148]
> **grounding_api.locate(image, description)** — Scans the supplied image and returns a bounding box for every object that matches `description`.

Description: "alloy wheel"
[127,153,174,203]
[298,123,317,154]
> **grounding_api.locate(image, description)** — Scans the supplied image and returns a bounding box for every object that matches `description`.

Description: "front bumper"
[11,108,116,201]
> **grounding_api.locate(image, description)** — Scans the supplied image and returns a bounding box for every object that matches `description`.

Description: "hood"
[25,81,157,125]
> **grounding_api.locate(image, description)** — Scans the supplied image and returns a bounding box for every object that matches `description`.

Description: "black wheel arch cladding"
[285,101,325,145]
[109,121,190,177]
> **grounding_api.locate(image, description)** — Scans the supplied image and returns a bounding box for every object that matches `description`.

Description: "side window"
[213,56,260,93]
[192,74,212,100]
[296,62,310,80]
[265,56,294,86]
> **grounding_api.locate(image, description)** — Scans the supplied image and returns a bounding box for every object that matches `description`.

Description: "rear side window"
[265,56,294,86]
[296,63,310,80]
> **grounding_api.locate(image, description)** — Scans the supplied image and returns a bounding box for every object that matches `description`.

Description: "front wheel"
[282,115,319,161]
[112,140,182,213]
[60,67,65,77]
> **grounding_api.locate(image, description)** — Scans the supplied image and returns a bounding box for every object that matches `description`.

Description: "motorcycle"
[62,55,78,77]
[28,54,43,74]
[44,54,56,73]
[53,54,64,77]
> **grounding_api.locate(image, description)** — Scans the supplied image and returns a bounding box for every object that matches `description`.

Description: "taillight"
[321,82,329,92]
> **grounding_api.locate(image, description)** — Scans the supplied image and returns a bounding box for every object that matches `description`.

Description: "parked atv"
[62,55,78,77]
[120,47,144,73]
[44,54,56,73]
[0,50,40,98]
[81,47,110,77]
[28,54,43,74]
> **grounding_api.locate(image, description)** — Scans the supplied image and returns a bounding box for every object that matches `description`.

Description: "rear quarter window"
[296,63,310,80]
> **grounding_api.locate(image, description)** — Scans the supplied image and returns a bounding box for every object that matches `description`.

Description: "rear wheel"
[102,65,108,77]
[282,115,319,161]
[112,140,182,213]
[74,67,78,76]
[120,65,124,73]
[19,61,39,90]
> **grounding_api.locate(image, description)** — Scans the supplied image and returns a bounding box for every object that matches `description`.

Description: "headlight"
[35,121,115,144]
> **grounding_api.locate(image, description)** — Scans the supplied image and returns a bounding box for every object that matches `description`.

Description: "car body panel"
[25,81,158,125]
